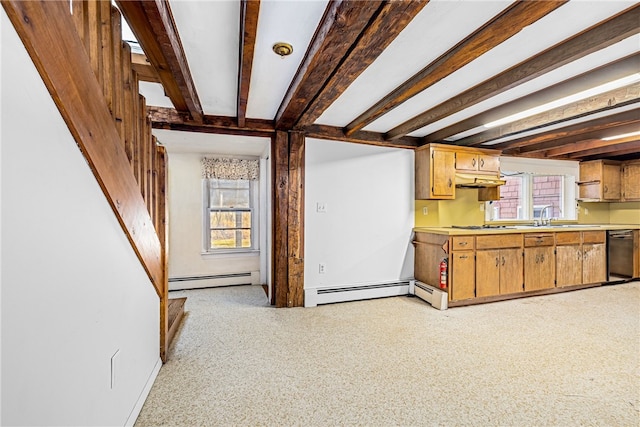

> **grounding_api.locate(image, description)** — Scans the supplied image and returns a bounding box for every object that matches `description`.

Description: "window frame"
[487,172,576,222]
[203,178,259,254]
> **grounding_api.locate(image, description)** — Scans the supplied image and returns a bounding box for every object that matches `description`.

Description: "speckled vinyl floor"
[135,281,640,427]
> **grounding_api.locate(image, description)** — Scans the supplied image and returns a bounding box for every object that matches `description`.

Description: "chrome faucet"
[538,205,552,226]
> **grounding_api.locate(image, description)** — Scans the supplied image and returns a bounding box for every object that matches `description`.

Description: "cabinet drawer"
[583,230,605,244]
[555,232,581,245]
[451,236,474,250]
[524,234,554,247]
[476,234,523,249]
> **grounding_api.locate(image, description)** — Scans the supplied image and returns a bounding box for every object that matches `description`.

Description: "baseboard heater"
[169,272,252,291]
[305,280,411,307]
[413,281,448,310]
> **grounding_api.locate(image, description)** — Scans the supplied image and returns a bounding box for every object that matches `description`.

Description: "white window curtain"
[201,157,259,180]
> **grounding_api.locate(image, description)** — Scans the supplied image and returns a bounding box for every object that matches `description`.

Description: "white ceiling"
[153,128,269,157]
[139,0,639,154]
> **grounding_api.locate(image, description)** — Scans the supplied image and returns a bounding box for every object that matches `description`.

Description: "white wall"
[304,138,415,289]
[166,153,260,290]
[1,12,160,426]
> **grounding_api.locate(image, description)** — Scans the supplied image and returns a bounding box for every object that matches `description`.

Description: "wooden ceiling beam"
[491,108,640,151]
[453,84,640,146]
[571,140,640,160]
[344,0,566,136]
[502,119,640,156]
[545,135,640,158]
[131,52,161,83]
[274,0,385,130]
[424,54,640,144]
[296,0,429,128]
[148,106,274,138]
[116,0,203,122]
[305,124,419,149]
[385,4,640,140]
[237,0,260,128]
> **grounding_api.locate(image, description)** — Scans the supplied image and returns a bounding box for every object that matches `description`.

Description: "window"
[204,178,257,251]
[489,173,575,221]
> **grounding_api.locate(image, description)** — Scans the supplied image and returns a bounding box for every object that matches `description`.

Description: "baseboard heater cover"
[169,272,251,282]
[169,272,254,291]
[305,280,411,307]
[414,281,448,310]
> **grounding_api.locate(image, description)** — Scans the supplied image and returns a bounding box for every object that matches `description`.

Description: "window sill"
[201,250,260,259]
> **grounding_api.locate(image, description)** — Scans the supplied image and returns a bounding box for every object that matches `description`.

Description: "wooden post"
[287,131,305,306]
[272,131,289,307]
[272,131,305,307]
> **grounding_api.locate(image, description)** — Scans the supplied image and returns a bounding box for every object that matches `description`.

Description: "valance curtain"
[201,158,259,180]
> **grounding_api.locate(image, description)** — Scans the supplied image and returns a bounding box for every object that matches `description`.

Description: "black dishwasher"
[608,230,633,278]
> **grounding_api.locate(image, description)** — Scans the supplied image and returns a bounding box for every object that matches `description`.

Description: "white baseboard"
[125,357,162,427]
[305,280,411,307]
[414,281,448,310]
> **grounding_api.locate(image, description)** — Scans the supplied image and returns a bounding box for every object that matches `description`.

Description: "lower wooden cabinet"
[415,229,610,305]
[451,251,475,300]
[583,243,606,284]
[476,249,523,297]
[524,246,555,291]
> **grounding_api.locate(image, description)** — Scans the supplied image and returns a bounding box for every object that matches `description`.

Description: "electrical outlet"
[422,207,428,215]
[319,263,327,274]
[479,203,485,212]
[316,202,327,213]
[584,208,589,215]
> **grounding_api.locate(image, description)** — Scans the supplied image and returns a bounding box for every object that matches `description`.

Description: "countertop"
[414,224,640,235]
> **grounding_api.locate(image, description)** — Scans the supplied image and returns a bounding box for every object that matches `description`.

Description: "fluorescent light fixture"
[484,73,640,128]
[602,130,640,141]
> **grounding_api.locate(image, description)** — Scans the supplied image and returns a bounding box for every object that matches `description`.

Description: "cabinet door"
[455,152,478,172]
[479,155,500,173]
[500,248,523,294]
[476,250,500,297]
[432,149,455,197]
[524,247,555,291]
[622,163,640,200]
[451,251,475,300]
[602,163,621,200]
[583,243,606,284]
[556,245,582,287]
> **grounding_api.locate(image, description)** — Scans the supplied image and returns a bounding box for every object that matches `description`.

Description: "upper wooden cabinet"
[622,160,640,201]
[415,144,502,200]
[455,152,500,174]
[416,145,456,200]
[577,160,621,201]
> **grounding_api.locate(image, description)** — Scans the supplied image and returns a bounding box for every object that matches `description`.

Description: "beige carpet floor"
[135,282,640,426]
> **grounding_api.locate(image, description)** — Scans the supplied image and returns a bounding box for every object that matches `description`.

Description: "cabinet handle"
[535,254,539,264]
[459,241,468,246]
[480,158,484,168]
[459,255,468,259]
[448,178,452,188]
[540,254,545,263]
[501,256,506,266]
[604,185,608,193]
[472,158,476,167]
[495,257,499,267]
[577,250,582,260]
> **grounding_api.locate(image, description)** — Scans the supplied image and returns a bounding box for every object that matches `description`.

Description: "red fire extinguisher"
[439,258,448,289]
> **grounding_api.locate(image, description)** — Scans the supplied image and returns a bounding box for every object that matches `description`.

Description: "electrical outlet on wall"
[422,207,428,216]
[316,202,327,213]
[319,263,327,274]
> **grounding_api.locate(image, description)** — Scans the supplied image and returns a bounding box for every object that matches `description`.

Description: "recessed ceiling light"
[601,130,640,141]
[484,73,640,129]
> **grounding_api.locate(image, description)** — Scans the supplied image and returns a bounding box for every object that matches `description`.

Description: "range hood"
[455,172,506,188]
